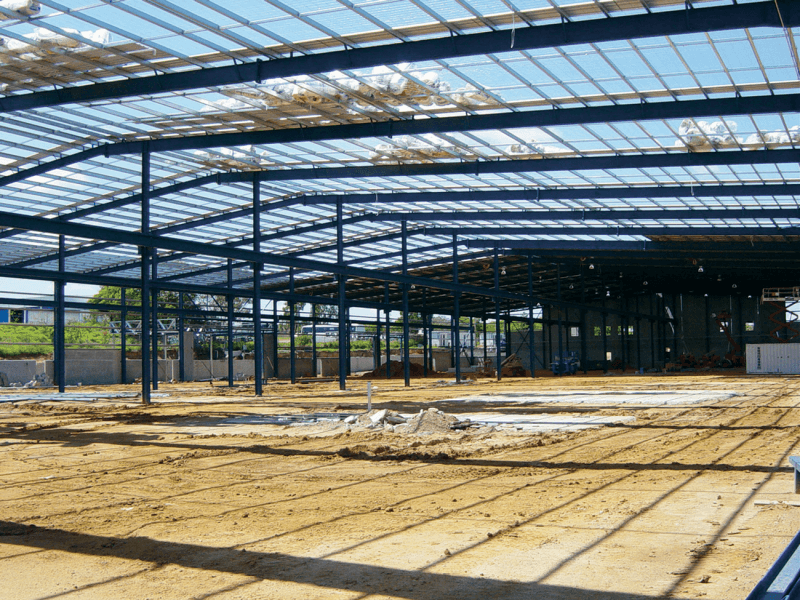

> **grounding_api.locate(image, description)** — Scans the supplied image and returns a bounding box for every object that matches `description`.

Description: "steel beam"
[4,103,800,190]
[428,226,800,236]
[0,2,790,113]
[469,239,800,252]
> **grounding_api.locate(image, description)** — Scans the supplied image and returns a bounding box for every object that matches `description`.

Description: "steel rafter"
[4,94,800,189]
[0,2,792,113]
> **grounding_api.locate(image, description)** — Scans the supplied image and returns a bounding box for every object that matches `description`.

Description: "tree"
[89,286,180,321]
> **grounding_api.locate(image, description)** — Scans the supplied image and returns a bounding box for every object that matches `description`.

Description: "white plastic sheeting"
[675,118,800,151]
[370,135,477,163]
[193,145,271,170]
[0,27,110,59]
[211,64,500,113]
[0,0,39,19]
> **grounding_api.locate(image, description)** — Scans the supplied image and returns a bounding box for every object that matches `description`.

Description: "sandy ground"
[2,372,800,599]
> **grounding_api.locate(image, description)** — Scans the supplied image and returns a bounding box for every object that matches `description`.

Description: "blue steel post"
[650,295,656,369]
[602,295,608,373]
[227,259,234,387]
[121,288,127,384]
[385,283,391,378]
[528,255,536,378]
[375,313,381,369]
[402,221,410,387]
[557,263,564,376]
[581,266,588,374]
[289,267,296,384]
[452,233,460,382]
[140,146,151,404]
[337,198,347,390]
[151,252,159,390]
[312,307,318,377]
[253,178,263,396]
[178,292,185,382]
[55,234,66,393]
[422,287,428,377]
[470,317,474,366]
[494,248,501,381]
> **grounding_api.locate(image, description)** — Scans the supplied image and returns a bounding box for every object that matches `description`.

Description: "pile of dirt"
[394,407,464,435]
[359,360,447,380]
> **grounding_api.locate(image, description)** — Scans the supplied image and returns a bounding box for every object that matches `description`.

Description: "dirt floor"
[2,372,800,599]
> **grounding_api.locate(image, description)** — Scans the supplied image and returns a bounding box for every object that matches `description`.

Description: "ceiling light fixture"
[698,266,704,273]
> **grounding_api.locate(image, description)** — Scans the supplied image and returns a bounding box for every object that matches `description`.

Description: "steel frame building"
[0,0,799,401]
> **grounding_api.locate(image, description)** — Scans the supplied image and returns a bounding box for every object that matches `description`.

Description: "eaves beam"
[4,94,800,188]
[0,1,792,113]
[467,239,800,252]
[374,207,800,222]
[427,226,800,236]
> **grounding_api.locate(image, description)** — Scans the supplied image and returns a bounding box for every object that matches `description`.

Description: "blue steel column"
[527,255,536,378]
[289,267,296,384]
[178,292,185,382]
[55,234,66,393]
[253,177,263,396]
[422,287,428,376]
[121,288,127,384]
[151,251,159,390]
[556,263,564,376]
[385,283,391,378]
[312,307,318,377]
[402,221,410,387]
[581,266,588,374]
[452,233,460,382]
[140,145,151,405]
[337,198,347,390]
[494,247,501,381]
[272,302,278,375]
[227,259,234,387]
[602,294,608,373]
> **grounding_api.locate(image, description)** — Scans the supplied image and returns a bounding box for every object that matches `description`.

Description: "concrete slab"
[441,390,738,406]
[450,412,636,432]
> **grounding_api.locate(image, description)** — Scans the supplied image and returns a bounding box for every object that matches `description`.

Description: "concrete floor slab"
[443,390,737,405]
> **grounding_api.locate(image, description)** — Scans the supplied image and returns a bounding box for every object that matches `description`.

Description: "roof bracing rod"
[0,1,792,113]
[4,93,800,188]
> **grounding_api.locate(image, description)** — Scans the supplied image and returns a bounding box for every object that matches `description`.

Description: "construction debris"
[349,407,470,434]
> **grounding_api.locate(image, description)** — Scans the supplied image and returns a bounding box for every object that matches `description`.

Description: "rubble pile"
[343,407,471,434]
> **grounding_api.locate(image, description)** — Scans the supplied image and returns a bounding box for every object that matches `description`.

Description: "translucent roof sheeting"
[0,0,799,306]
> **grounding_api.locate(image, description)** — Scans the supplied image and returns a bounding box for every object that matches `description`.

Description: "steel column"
[312,307,318,377]
[253,178,263,396]
[337,198,347,390]
[227,259,234,387]
[140,147,151,405]
[557,264,564,377]
[121,288,128,384]
[402,221,410,387]
[453,234,461,383]
[385,283,391,379]
[55,234,66,393]
[494,248,501,381]
[151,252,159,390]
[289,267,296,384]
[178,292,185,382]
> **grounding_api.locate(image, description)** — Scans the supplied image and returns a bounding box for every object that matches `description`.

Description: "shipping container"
[746,344,800,374]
